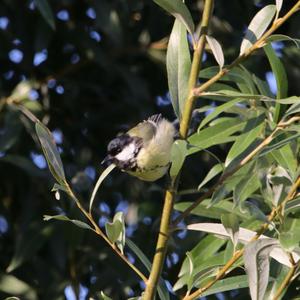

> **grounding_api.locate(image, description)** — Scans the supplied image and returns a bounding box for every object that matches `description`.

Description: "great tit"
[102,114,175,181]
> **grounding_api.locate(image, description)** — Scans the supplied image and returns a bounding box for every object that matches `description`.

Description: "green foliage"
[1,1,300,299]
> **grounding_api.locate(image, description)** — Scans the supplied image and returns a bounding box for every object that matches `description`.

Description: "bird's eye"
[108,139,122,155]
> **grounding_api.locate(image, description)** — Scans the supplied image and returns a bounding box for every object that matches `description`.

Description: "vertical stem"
[143,1,214,299]
[142,190,175,298]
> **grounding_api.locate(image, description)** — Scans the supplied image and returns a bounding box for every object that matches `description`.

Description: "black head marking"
[107,134,133,156]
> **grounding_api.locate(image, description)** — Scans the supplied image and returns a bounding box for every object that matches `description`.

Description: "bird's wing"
[127,115,162,143]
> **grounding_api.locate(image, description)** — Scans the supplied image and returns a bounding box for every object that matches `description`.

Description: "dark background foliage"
[0,0,299,299]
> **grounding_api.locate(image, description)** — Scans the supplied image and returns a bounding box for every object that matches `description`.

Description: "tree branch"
[143,1,215,299]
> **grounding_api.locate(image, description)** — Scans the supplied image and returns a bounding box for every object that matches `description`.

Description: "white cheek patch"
[115,143,136,161]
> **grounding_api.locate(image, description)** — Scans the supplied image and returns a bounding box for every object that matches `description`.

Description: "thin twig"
[272,253,297,300]
[66,185,148,283]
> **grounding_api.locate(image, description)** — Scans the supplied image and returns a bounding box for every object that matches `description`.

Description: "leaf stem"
[143,1,215,299]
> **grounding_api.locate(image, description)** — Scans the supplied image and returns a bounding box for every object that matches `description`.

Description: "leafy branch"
[174,0,300,226]
[143,1,215,299]
[38,128,148,283]
[183,174,300,300]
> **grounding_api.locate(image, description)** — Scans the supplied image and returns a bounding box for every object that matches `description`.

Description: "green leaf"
[201,275,249,297]
[264,43,288,122]
[43,215,93,231]
[187,223,297,267]
[105,212,125,254]
[221,214,239,249]
[178,235,226,278]
[188,118,245,155]
[166,19,191,118]
[206,36,224,69]
[279,232,300,252]
[240,5,277,54]
[271,143,297,176]
[225,113,265,166]
[175,200,250,220]
[126,239,170,300]
[0,274,37,300]
[284,197,300,216]
[35,121,66,184]
[89,164,116,212]
[153,0,194,35]
[284,101,300,117]
[170,140,187,178]
[198,163,224,190]
[244,239,279,300]
[252,74,273,97]
[100,291,113,300]
[198,98,242,130]
[199,66,246,83]
[233,170,261,206]
[266,34,300,48]
[34,0,56,30]
[259,132,300,157]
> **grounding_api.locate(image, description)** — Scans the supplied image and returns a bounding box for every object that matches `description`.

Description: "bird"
[102,114,175,181]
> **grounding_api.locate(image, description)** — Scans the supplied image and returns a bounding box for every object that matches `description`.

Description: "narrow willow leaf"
[89,164,116,213]
[206,36,224,69]
[34,0,56,30]
[259,132,300,157]
[285,197,300,216]
[201,275,249,297]
[43,215,93,230]
[100,291,113,300]
[199,66,245,83]
[126,239,170,300]
[35,122,66,184]
[188,118,245,155]
[210,185,230,207]
[187,223,298,267]
[105,212,125,253]
[153,0,194,35]
[266,34,300,48]
[252,74,273,98]
[0,274,37,300]
[240,5,276,54]
[170,140,187,178]
[279,232,300,252]
[174,200,250,220]
[178,235,226,277]
[198,163,224,190]
[275,0,283,20]
[167,19,191,118]
[221,214,239,248]
[225,113,265,166]
[244,239,278,300]
[264,43,288,99]
[198,98,242,130]
[233,171,261,206]
[284,102,300,117]
[271,143,297,176]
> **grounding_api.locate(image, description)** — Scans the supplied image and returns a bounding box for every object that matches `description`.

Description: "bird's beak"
[101,155,113,166]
